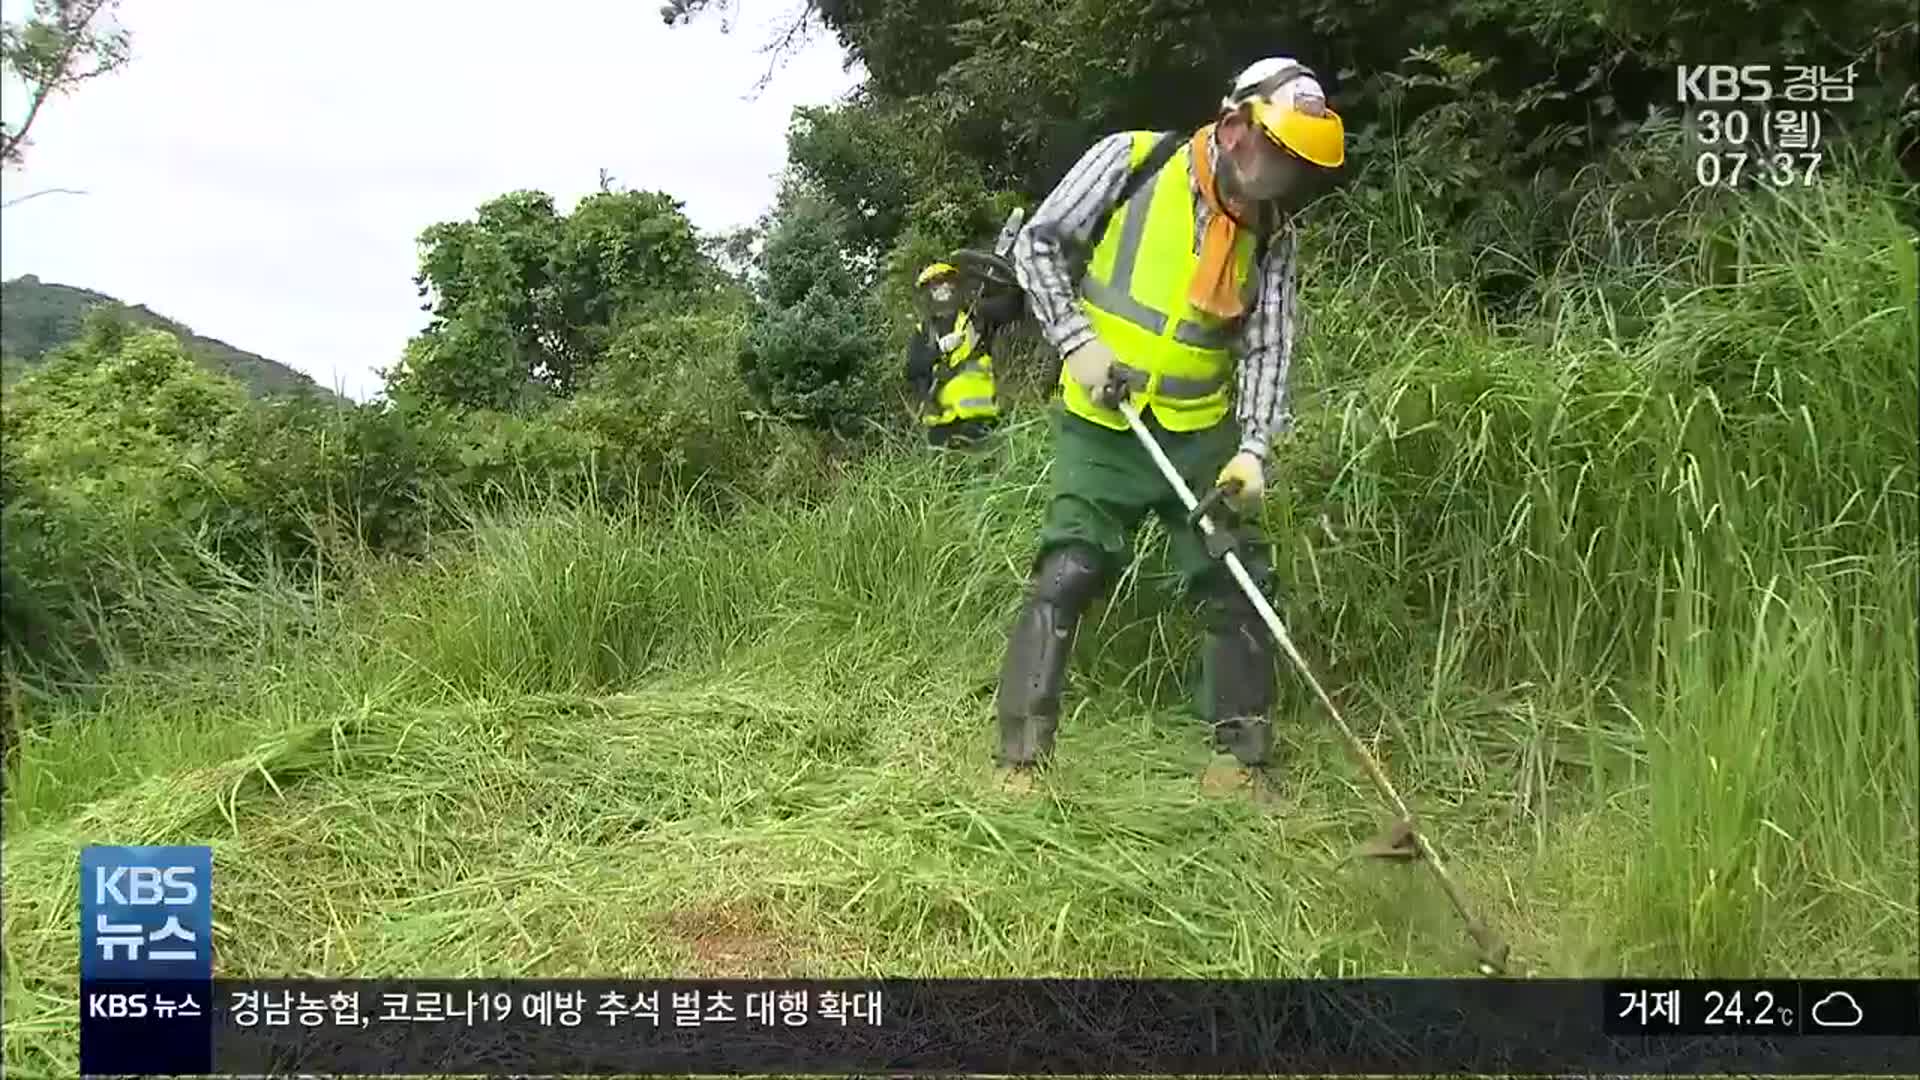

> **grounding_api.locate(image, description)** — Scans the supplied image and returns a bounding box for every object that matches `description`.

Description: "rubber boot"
[994,544,1105,769]
[1197,564,1278,795]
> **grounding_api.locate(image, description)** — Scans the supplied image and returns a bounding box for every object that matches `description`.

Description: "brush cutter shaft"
[1112,397,1508,973]
[1114,400,1405,812]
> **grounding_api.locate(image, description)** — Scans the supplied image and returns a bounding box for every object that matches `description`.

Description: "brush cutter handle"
[1189,479,1242,531]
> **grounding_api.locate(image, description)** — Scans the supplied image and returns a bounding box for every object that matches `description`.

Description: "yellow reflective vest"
[923,308,1000,426]
[1060,130,1260,432]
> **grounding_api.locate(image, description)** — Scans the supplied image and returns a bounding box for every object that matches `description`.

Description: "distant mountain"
[1,275,339,400]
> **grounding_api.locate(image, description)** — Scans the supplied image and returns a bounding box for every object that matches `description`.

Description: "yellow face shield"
[1249,96,1346,169]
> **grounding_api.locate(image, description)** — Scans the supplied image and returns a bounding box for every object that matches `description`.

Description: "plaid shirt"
[1013,129,1300,460]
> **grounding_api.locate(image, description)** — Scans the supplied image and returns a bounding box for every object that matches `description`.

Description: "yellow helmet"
[917,262,958,287]
[1223,58,1345,169]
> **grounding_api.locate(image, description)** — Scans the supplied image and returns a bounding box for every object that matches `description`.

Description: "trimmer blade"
[1357,818,1420,860]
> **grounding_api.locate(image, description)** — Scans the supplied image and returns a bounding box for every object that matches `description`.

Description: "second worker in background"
[907,260,1004,448]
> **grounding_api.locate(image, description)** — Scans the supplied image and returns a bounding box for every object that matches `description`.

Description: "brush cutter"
[1101,371,1510,976]
[939,206,1025,328]
[948,206,1027,336]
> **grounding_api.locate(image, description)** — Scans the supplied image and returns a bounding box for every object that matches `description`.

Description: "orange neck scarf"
[1187,123,1253,319]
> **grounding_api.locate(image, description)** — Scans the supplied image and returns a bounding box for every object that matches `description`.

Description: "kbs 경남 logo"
[80,845,214,980]
[1674,63,1858,105]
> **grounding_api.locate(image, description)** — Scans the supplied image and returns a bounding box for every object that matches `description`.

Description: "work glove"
[1065,339,1123,406]
[1216,450,1266,506]
[938,330,963,353]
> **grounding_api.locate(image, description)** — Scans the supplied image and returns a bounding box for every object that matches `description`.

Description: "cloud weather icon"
[1810,991,1864,1028]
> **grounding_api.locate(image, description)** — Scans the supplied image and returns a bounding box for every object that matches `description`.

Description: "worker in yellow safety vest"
[906,261,1003,447]
[993,57,1345,795]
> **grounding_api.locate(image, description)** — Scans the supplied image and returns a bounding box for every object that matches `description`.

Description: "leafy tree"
[0,0,132,170]
[387,187,713,411]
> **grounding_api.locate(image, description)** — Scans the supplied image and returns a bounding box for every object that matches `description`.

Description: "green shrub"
[737,185,893,434]
[562,301,757,502]
[1,324,254,667]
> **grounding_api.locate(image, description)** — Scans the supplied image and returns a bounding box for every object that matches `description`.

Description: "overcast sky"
[0,0,862,400]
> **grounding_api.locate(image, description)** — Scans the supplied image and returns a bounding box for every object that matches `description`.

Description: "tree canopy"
[385,187,715,412]
[671,0,1917,282]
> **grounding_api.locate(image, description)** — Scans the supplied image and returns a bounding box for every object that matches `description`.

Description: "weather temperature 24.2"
[1702,987,1794,1030]
[1605,980,1804,1036]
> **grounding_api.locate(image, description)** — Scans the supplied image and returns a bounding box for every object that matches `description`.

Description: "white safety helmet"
[1222,57,1346,169]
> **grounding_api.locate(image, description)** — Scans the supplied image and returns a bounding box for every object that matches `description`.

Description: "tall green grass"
[4,169,1914,1074]
[1286,170,1918,972]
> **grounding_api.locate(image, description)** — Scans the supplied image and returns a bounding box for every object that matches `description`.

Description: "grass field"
[4,179,1916,1075]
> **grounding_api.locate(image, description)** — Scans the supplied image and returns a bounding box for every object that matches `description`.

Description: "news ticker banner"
[79,847,1920,1075]
[77,976,1919,1075]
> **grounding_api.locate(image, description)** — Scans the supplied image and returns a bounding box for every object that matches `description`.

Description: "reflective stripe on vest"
[1081,203,1255,352]
[1064,131,1257,432]
[926,375,998,424]
[1105,359,1223,400]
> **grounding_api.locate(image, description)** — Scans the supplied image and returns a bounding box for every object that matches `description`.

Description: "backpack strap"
[1087,130,1186,253]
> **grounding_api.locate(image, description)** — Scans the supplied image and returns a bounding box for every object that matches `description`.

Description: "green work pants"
[1033,401,1276,726]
